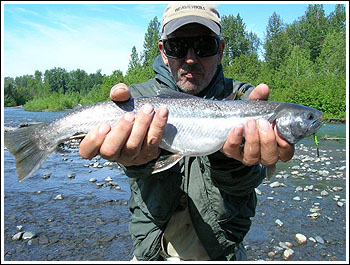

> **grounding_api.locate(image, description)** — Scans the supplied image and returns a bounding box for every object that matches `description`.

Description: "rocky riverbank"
[3,137,347,261]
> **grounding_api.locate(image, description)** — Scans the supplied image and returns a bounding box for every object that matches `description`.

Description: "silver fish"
[4,90,323,182]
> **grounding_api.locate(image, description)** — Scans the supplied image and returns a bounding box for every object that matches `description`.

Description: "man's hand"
[221,83,295,166]
[79,83,169,166]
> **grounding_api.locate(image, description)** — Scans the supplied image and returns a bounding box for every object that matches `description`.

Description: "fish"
[4,90,323,182]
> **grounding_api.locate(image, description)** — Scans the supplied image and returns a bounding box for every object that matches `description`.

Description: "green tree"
[264,12,291,71]
[141,16,161,68]
[316,31,346,75]
[221,14,260,67]
[328,4,346,33]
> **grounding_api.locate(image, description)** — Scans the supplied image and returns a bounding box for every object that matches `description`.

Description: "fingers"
[110,83,131,102]
[221,125,244,159]
[275,127,295,162]
[99,112,135,161]
[248,83,269,101]
[79,123,111,160]
[257,119,279,166]
[222,118,286,167]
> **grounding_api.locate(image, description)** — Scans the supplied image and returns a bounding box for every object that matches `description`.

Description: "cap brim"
[163,15,220,36]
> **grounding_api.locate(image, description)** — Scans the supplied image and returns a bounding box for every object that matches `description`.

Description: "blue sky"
[2,2,344,78]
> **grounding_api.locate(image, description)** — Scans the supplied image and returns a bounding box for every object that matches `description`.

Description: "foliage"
[4,5,346,119]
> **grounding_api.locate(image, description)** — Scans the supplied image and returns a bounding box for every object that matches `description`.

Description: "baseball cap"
[161,4,221,37]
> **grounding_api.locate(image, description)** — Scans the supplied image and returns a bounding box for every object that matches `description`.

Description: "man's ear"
[158,40,169,66]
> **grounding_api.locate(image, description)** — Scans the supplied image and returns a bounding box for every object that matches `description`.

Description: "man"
[79,4,294,261]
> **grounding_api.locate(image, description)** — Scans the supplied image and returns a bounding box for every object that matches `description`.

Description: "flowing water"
[2,107,347,261]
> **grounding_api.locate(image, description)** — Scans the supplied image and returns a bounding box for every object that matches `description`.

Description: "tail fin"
[4,123,53,182]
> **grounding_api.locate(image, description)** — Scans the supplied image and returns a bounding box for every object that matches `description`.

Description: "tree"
[316,31,346,75]
[141,16,161,68]
[264,12,291,71]
[221,14,260,68]
[328,4,346,33]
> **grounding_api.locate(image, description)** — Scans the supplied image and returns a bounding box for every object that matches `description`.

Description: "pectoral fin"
[152,154,184,174]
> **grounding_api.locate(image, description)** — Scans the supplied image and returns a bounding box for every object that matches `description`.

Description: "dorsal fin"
[156,89,200,99]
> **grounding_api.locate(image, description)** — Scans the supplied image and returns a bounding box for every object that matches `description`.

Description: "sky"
[1,1,346,78]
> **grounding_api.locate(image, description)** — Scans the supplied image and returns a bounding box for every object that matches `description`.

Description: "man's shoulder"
[129,78,165,97]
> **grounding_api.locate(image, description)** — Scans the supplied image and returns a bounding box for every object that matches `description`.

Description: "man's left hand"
[221,83,295,166]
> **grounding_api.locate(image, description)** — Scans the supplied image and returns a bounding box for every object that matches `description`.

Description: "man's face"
[159,23,225,95]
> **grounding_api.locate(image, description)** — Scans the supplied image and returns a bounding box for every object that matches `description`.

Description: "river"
[2,107,348,261]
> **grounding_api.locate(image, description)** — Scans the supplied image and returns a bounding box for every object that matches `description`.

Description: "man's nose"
[184,47,199,64]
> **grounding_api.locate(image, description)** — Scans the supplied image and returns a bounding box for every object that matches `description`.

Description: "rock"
[104,176,113,182]
[279,242,291,249]
[67,173,76,179]
[293,196,301,201]
[295,186,303,192]
[99,234,115,242]
[319,170,329,177]
[268,251,275,258]
[255,188,262,195]
[43,173,51,179]
[89,178,97,183]
[315,236,325,244]
[275,219,284,227]
[295,233,307,244]
[267,197,274,200]
[270,181,281,188]
[54,194,63,200]
[337,202,344,207]
[22,231,36,240]
[12,232,24,240]
[16,225,23,231]
[309,237,317,243]
[282,249,294,260]
[320,190,329,197]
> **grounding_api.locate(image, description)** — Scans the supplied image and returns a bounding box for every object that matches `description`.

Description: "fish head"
[275,104,323,144]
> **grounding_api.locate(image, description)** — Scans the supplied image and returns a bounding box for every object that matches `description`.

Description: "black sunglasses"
[162,36,221,59]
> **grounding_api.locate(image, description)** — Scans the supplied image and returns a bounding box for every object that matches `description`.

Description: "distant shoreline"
[4,106,346,124]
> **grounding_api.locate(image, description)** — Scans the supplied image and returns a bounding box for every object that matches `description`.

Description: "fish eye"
[307,113,314,120]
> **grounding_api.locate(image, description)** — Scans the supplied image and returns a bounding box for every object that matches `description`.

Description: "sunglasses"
[162,36,221,59]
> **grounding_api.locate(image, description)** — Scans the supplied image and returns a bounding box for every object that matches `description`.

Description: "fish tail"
[4,123,53,182]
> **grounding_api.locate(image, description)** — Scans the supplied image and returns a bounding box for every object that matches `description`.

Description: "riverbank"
[3,137,347,261]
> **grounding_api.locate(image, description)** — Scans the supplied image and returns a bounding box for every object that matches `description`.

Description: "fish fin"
[4,123,54,182]
[266,164,276,180]
[156,89,200,99]
[152,154,184,174]
[69,133,87,140]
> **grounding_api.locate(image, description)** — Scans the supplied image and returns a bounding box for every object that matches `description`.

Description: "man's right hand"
[79,83,169,166]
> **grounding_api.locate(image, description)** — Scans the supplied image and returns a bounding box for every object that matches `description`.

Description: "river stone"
[12,231,24,240]
[295,233,307,244]
[22,231,36,240]
[255,188,262,195]
[293,196,301,201]
[282,249,294,260]
[295,186,303,192]
[320,190,329,197]
[315,236,325,244]
[275,219,284,227]
[270,181,281,188]
[54,194,63,200]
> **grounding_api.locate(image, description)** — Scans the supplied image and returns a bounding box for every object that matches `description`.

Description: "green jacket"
[120,55,266,261]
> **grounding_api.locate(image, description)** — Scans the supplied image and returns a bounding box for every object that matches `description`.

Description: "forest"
[4,4,346,119]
